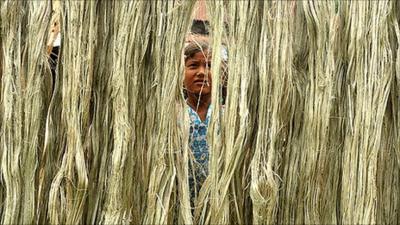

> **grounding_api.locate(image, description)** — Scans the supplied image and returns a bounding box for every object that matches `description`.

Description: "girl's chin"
[188,89,211,96]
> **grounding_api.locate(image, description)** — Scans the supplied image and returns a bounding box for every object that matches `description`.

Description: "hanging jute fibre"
[1,1,400,224]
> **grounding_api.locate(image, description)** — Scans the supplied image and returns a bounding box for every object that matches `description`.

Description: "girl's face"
[184,50,212,96]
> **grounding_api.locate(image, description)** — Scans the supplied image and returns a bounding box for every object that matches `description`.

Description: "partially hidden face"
[184,50,212,96]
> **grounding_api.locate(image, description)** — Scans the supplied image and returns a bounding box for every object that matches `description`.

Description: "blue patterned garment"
[188,105,212,202]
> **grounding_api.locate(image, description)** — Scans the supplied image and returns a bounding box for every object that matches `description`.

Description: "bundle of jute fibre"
[204,1,400,224]
[340,2,394,224]
[293,2,343,224]
[0,1,52,224]
[204,1,299,224]
[199,1,266,224]
[45,1,97,224]
[48,1,196,224]
[1,0,196,224]
[379,2,400,224]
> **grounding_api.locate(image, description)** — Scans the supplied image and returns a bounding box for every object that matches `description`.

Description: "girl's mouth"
[194,80,210,86]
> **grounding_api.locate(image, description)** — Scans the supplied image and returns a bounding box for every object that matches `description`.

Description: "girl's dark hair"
[184,40,211,61]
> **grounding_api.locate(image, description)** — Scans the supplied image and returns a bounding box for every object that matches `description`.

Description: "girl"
[183,39,212,204]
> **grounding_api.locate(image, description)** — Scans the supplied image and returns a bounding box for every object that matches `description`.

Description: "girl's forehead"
[191,51,212,60]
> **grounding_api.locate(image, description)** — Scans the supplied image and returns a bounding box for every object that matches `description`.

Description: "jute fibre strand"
[1,0,400,224]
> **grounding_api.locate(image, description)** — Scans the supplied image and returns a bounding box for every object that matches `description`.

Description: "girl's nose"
[196,65,207,77]
[197,65,210,76]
